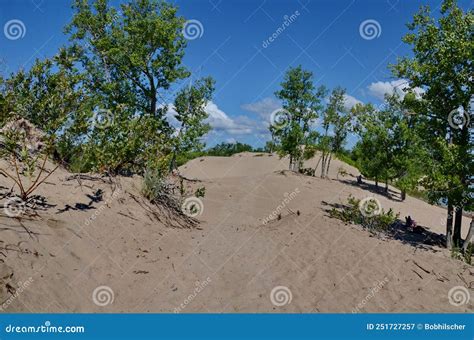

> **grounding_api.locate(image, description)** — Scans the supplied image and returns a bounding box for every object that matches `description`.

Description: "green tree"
[273,66,326,171]
[392,0,473,247]
[0,54,91,166]
[66,0,190,173]
[170,77,215,170]
[318,87,348,178]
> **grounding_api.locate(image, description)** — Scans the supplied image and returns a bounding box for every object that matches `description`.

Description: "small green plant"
[329,195,398,233]
[452,244,473,265]
[195,187,206,198]
[141,169,166,202]
[463,244,473,265]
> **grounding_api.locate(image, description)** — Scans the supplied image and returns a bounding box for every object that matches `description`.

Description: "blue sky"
[1,0,472,148]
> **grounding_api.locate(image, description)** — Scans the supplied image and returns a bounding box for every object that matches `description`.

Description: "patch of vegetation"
[451,244,473,265]
[195,187,206,198]
[329,195,399,233]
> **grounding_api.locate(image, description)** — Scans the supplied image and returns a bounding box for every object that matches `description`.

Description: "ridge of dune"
[0,153,471,313]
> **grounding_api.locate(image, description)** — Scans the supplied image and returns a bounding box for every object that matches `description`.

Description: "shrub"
[329,195,398,233]
[0,118,58,202]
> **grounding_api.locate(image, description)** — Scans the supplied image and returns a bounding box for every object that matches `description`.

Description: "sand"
[0,152,472,313]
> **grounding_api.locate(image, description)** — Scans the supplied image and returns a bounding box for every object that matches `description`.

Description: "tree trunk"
[375,177,378,189]
[314,156,322,176]
[326,154,332,178]
[446,203,454,249]
[453,207,463,247]
[462,218,474,253]
[384,178,388,193]
[289,155,293,171]
[320,151,326,178]
[401,190,406,201]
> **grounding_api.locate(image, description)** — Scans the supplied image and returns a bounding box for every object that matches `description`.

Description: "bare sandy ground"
[0,152,472,313]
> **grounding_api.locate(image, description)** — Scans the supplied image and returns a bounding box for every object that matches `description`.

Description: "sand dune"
[0,153,472,313]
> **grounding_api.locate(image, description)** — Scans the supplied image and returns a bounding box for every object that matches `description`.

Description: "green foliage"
[206,142,253,157]
[351,95,426,193]
[195,187,206,198]
[318,87,350,177]
[171,77,215,165]
[329,195,399,233]
[0,0,215,180]
[272,66,326,171]
[0,118,58,201]
[392,0,473,212]
[141,168,166,202]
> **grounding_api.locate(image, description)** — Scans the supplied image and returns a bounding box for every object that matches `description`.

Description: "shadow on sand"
[337,178,404,202]
[321,200,446,252]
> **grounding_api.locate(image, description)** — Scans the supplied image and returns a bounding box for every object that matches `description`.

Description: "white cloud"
[205,101,257,135]
[343,94,362,111]
[241,97,281,122]
[367,79,424,101]
[164,101,263,136]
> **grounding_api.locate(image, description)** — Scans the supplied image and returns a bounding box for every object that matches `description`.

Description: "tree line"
[268,0,472,249]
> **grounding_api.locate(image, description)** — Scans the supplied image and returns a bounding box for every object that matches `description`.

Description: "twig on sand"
[412,270,423,279]
[412,260,431,274]
[117,211,139,221]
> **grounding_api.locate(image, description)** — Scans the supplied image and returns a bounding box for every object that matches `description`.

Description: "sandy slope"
[0,152,472,313]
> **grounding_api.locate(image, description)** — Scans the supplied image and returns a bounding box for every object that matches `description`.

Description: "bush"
[0,118,58,202]
[141,169,167,202]
[329,195,398,233]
